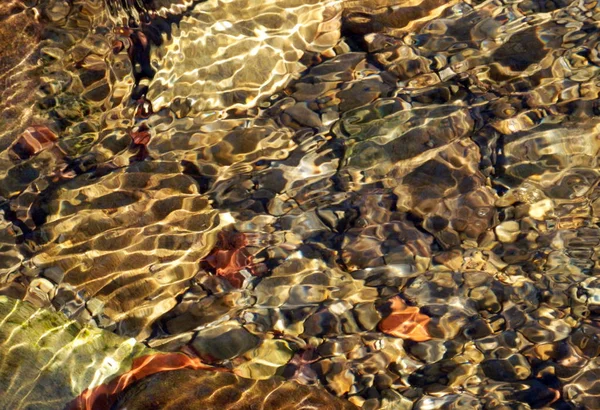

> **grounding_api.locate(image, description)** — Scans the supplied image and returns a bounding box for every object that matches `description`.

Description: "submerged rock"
[0,296,151,410]
[147,0,343,116]
[112,368,358,410]
[21,161,223,339]
[0,296,358,410]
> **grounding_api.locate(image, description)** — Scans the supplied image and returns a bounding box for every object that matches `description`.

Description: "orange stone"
[14,126,57,158]
[378,296,432,342]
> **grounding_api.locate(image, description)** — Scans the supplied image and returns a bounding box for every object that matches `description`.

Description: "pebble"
[494,221,520,243]
[192,322,260,361]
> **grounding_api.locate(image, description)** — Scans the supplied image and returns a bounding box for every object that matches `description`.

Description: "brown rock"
[112,368,358,410]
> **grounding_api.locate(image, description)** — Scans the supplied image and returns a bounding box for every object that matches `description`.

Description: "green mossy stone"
[0,296,153,410]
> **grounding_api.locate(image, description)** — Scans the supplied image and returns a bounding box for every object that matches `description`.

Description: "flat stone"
[192,322,260,361]
[113,368,358,409]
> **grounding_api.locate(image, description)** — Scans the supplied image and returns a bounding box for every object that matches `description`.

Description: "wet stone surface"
[2,0,600,409]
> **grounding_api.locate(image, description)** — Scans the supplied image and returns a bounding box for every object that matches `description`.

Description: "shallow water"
[2,0,600,408]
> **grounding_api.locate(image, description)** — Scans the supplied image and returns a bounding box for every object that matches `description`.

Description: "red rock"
[67,353,218,410]
[378,296,432,342]
[13,126,57,159]
[203,231,258,288]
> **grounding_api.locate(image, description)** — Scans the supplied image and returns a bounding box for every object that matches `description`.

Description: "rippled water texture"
[3,0,600,409]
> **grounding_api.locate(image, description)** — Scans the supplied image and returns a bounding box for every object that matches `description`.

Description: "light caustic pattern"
[2,0,600,409]
[147,0,343,116]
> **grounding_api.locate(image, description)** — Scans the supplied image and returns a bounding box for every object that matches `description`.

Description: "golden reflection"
[2,0,600,408]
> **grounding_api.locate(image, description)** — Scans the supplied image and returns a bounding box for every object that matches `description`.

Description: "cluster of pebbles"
[3,0,600,409]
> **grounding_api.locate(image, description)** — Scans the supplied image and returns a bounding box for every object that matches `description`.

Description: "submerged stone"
[112,368,358,409]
